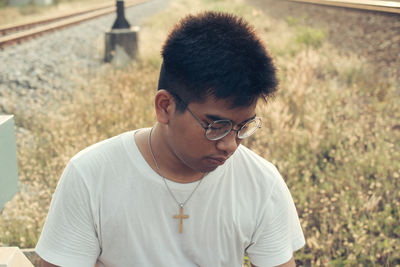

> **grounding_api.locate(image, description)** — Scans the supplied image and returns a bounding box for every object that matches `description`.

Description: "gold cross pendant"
[173,204,189,234]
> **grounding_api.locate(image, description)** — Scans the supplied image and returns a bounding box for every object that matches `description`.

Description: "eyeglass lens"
[205,118,261,140]
[238,119,261,138]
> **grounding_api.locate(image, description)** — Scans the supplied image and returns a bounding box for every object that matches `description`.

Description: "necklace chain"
[148,127,204,207]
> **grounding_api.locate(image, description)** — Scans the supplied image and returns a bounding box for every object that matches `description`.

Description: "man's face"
[164,95,257,173]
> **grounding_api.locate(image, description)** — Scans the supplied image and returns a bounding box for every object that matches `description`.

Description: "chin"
[198,165,219,173]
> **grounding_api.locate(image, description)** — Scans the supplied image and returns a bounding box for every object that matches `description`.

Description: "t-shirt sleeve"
[246,168,305,267]
[35,161,100,267]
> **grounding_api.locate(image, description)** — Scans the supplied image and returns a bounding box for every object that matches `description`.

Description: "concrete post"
[104,0,139,65]
[104,26,140,65]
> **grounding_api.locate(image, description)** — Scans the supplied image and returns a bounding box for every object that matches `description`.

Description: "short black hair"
[158,11,278,111]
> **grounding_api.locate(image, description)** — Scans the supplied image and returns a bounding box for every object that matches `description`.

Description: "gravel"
[0,0,169,113]
[246,0,400,80]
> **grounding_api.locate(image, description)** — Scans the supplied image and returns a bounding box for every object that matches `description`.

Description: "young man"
[36,11,305,267]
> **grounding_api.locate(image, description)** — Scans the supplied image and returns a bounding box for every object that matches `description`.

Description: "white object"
[8,0,52,6]
[34,0,52,5]
[0,115,18,211]
[0,247,33,267]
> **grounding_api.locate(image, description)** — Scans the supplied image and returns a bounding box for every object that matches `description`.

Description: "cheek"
[181,131,211,152]
[175,129,213,157]
[171,117,202,143]
[168,114,215,157]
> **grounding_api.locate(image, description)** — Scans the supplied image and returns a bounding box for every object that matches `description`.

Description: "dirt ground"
[246,0,400,81]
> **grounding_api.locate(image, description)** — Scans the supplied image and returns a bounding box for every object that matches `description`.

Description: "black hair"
[158,11,278,111]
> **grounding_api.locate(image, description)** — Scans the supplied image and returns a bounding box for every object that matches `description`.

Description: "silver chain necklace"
[148,127,204,233]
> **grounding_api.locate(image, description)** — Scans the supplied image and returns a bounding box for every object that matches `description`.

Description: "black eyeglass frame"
[170,92,262,141]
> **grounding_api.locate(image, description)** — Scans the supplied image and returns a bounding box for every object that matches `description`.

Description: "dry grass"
[1,0,399,265]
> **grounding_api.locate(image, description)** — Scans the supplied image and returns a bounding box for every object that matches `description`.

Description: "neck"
[146,124,205,183]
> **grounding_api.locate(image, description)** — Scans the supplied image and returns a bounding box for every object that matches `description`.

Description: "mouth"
[206,156,228,166]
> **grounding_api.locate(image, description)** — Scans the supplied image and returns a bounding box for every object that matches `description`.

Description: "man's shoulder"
[234,145,279,173]
[227,146,289,207]
[230,145,282,185]
[70,130,136,168]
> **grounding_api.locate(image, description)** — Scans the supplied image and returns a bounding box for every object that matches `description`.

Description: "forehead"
[188,95,257,123]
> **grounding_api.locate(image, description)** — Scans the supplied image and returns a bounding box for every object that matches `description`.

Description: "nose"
[215,131,240,155]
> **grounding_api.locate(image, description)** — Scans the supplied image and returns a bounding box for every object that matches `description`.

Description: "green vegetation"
[295,26,326,49]
[1,0,399,265]
[0,0,7,8]
[285,15,326,51]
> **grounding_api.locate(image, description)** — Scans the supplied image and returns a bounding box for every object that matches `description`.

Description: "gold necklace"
[148,127,204,234]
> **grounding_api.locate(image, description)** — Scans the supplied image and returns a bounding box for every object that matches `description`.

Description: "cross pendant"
[173,204,189,234]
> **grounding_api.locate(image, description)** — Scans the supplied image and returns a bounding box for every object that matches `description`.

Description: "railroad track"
[287,0,400,14]
[0,0,397,49]
[0,0,147,49]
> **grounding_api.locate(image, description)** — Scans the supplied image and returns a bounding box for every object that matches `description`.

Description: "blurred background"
[0,0,399,265]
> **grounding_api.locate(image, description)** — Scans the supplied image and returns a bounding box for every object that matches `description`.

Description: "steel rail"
[286,0,400,14]
[0,0,147,49]
[0,1,117,36]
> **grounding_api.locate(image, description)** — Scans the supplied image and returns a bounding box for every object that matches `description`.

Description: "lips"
[207,156,228,166]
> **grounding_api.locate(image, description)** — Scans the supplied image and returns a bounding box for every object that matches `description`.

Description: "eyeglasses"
[171,93,262,141]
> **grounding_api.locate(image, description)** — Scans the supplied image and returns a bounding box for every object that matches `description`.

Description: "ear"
[154,90,176,124]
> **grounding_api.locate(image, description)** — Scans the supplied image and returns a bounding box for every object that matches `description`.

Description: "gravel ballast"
[0,0,169,113]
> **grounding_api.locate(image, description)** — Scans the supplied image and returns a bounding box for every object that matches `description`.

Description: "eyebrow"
[205,114,257,125]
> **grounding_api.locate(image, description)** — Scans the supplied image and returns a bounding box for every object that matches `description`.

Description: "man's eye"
[210,125,223,130]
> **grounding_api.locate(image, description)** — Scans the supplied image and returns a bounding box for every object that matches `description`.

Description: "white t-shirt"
[36,130,305,267]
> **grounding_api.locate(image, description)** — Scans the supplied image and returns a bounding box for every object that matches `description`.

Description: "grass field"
[1,0,399,265]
